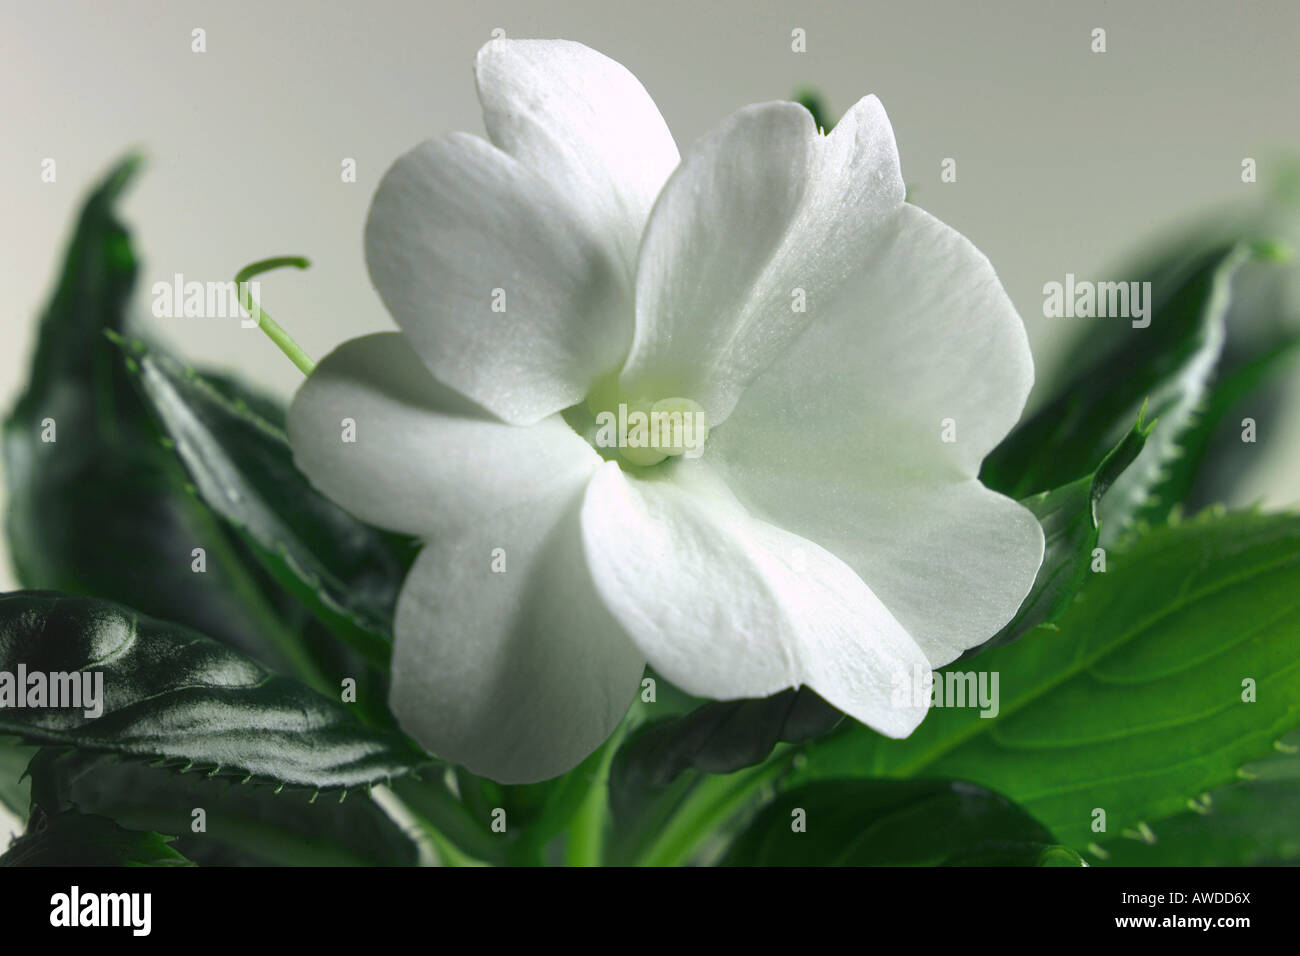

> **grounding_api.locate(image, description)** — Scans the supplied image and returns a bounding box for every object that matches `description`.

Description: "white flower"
[287,39,1044,783]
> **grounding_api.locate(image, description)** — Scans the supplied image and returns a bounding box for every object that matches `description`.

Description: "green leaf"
[1095,730,1300,866]
[1,156,322,678]
[721,779,1073,866]
[793,510,1300,850]
[26,750,419,866]
[962,412,1151,658]
[0,591,428,791]
[0,737,36,823]
[1,809,192,867]
[981,244,1251,544]
[1153,330,1300,516]
[609,687,841,824]
[111,335,417,666]
[1030,175,1300,513]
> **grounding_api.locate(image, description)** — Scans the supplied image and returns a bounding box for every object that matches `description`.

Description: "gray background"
[3,0,1300,594]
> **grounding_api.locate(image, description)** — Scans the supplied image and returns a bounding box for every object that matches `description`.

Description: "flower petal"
[708,204,1043,664]
[475,38,680,279]
[287,333,599,536]
[391,476,645,784]
[580,461,931,737]
[365,133,631,425]
[712,470,1043,668]
[619,95,905,423]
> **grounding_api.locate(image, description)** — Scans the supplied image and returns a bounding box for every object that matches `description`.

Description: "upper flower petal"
[580,461,931,737]
[365,132,632,426]
[707,203,1043,665]
[391,470,645,784]
[475,38,680,281]
[619,95,905,423]
[286,332,599,536]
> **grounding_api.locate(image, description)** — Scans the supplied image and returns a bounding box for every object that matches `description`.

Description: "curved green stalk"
[235,256,316,376]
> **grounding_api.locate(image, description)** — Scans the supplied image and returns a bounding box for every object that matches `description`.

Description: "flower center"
[585,394,711,467]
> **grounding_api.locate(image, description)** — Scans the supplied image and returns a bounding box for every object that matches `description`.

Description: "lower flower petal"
[710,465,1045,667]
[580,461,931,737]
[391,476,645,784]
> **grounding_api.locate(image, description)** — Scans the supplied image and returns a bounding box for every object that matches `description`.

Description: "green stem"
[386,775,502,865]
[564,719,629,866]
[637,751,793,867]
[370,783,486,867]
[235,257,316,376]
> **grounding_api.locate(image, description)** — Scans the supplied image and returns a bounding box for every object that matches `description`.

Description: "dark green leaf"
[981,244,1251,544]
[1,808,191,867]
[794,510,1300,850]
[722,779,1069,866]
[1029,176,1300,515]
[610,687,841,823]
[2,157,315,676]
[1155,330,1300,516]
[26,749,418,866]
[962,412,1150,659]
[111,336,416,666]
[0,737,35,822]
[0,591,427,790]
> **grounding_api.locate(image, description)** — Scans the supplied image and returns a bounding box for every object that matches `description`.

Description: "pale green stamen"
[589,393,710,467]
[648,397,709,457]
